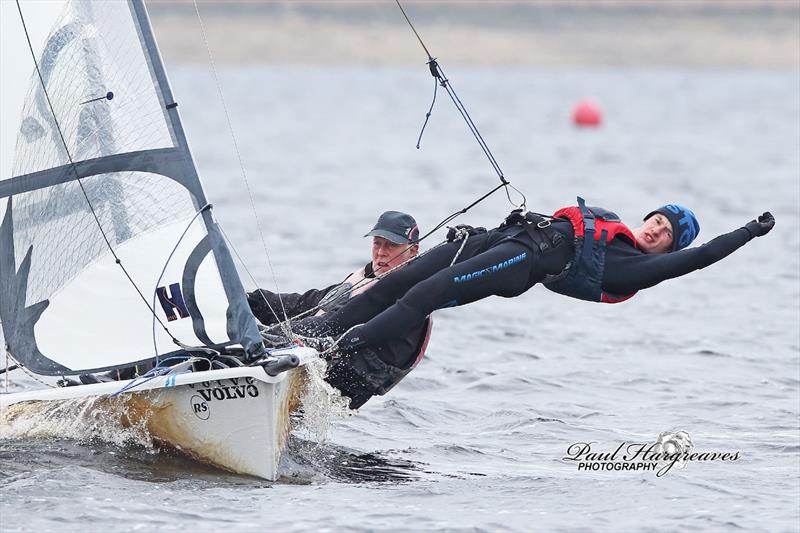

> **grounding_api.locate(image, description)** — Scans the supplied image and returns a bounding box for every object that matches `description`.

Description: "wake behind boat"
[0,0,317,480]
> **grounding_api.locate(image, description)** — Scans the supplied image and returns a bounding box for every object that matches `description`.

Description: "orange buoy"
[572,99,602,127]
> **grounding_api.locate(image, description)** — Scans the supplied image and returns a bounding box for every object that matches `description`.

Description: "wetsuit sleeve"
[247,285,338,325]
[603,227,753,294]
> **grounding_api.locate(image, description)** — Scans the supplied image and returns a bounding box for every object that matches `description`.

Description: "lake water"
[1,65,799,532]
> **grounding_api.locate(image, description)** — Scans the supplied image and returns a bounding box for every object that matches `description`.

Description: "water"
[1,66,798,532]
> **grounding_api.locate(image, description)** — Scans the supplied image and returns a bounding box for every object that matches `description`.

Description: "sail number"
[188,378,260,420]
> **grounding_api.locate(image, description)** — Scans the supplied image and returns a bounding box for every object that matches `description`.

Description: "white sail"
[0,0,263,375]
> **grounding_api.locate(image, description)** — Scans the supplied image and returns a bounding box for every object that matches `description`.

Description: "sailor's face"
[633,213,673,254]
[371,237,418,275]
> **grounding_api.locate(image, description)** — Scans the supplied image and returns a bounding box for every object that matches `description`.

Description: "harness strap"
[577,196,597,264]
[521,212,565,255]
[577,196,595,226]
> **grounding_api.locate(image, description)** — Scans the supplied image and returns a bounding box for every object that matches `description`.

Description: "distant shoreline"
[148,1,799,68]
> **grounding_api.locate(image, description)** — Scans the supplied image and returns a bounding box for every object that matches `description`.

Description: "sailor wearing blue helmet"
[640,204,701,253]
[297,196,775,354]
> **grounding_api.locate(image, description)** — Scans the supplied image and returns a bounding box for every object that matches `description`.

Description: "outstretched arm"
[603,213,775,294]
[248,285,337,326]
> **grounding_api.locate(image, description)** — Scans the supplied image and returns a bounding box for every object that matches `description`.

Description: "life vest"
[314,264,376,316]
[543,196,638,303]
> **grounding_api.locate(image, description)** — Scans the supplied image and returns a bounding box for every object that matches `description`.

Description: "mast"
[128,0,263,357]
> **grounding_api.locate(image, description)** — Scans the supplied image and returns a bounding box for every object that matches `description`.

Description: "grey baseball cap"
[364,211,419,244]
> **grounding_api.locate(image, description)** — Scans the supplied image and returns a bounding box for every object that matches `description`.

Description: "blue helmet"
[645,204,700,251]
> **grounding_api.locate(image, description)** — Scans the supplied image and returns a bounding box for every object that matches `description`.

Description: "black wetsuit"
[248,282,339,326]
[320,221,756,347]
[601,227,752,294]
[247,263,430,409]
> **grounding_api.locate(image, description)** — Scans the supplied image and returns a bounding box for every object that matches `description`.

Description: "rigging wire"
[166,1,532,344]
[245,3,539,347]
[395,0,527,211]
[261,216,479,336]
[260,238,451,334]
[149,203,212,360]
[14,0,183,349]
[187,0,529,343]
[415,74,437,150]
[3,346,11,392]
[260,2,541,338]
[190,0,292,332]
[217,224,294,339]
[3,351,56,389]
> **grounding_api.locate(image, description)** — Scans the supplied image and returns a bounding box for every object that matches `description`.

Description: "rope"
[14,0,183,348]
[261,229,477,338]
[190,0,291,327]
[433,60,507,184]
[416,74,438,149]
[417,182,507,245]
[111,355,208,396]
[260,239,449,335]
[2,351,56,390]
[395,0,528,211]
[4,347,9,393]
[449,227,471,266]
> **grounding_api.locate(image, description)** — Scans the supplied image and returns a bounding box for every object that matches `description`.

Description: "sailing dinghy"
[0,0,314,480]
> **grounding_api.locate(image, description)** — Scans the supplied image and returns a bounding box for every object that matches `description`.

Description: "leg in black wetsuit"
[325,227,571,347]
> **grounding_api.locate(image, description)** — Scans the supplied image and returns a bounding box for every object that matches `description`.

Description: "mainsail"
[0,0,263,375]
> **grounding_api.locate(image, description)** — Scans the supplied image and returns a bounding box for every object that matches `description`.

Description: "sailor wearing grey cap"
[364,211,420,275]
[365,210,420,244]
[248,210,431,409]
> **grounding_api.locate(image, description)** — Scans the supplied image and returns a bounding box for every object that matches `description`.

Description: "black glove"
[447,224,474,242]
[503,209,526,227]
[744,212,775,239]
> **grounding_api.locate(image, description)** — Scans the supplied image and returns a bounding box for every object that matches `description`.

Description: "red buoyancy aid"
[543,196,638,303]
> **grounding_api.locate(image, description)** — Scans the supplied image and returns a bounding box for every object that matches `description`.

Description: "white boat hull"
[0,347,317,480]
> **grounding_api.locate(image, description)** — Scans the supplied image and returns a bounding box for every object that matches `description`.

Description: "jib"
[197,384,259,401]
